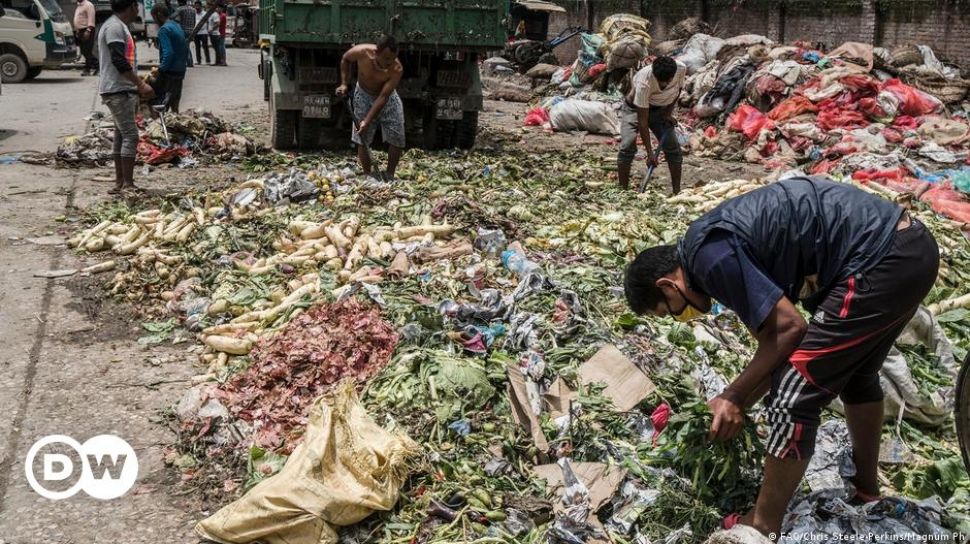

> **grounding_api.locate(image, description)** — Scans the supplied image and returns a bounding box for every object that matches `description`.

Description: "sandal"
[722,512,741,530]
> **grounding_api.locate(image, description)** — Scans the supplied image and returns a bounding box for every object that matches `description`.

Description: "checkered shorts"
[351,84,406,148]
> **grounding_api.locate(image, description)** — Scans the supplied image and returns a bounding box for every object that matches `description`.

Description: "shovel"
[345,96,389,182]
[638,127,671,193]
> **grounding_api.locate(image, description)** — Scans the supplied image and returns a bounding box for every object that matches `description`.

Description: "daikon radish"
[203,335,252,355]
[176,223,196,242]
[341,217,361,238]
[325,224,352,249]
[394,224,455,239]
[115,230,152,255]
[75,220,111,248]
[928,293,970,316]
[366,237,382,260]
[81,260,116,274]
[343,240,366,271]
[84,237,106,252]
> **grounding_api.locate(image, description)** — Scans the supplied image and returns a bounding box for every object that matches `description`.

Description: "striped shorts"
[764,219,938,459]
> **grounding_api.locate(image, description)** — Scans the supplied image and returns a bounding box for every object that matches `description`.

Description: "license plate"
[302,95,331,119]
[435,97,463,120]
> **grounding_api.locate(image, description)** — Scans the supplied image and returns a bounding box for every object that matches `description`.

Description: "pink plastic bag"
[727,104,774,140]
[523,106,550,127]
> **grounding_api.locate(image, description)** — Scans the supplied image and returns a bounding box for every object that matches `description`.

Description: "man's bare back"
[343,44,403,96]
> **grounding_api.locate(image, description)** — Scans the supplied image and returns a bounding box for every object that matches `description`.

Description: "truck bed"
[259,0,507,50]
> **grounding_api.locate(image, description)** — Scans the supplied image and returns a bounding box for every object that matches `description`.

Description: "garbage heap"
[55,108,256,168]
[69,150,970,544]
[673,35,970,223]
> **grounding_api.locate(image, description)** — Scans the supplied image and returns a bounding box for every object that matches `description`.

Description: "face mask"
[672,302,705,323]
[664,285,706,323]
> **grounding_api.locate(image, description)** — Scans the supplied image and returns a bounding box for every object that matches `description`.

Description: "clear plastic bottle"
[501,249,540,278]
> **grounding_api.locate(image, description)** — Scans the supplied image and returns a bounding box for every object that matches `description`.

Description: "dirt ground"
[0,46,767,541]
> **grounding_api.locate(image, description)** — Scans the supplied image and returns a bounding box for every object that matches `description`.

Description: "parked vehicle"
[0,0,76,82]
[503,0,576,69]
[257,0,508,150]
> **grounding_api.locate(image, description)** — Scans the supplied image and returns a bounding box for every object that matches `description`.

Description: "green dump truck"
[257,0,509,150]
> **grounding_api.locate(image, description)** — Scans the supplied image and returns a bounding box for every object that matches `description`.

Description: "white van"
[0,0,76,82]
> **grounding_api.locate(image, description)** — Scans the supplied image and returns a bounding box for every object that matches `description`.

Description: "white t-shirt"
[632,60,687,108]
[195,10,208,35]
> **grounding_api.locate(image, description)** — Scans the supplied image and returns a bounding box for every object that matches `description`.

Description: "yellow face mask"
[673,303,705,322]
[664,285,707,322]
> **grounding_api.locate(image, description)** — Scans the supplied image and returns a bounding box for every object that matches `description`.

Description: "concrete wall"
[546,0,970,67]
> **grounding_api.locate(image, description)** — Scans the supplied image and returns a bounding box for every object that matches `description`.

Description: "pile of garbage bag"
[69,148,970,543]
[55,108,256,168]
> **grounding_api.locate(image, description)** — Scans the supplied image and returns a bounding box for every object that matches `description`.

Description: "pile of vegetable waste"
[69,148,970,543]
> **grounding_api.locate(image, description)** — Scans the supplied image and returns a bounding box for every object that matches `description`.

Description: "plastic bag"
[815,107,867,131]
[524,106,550,127]
[767,95,818,121]
[727,104,773,140]
[676,33,724,75]
[881,78,943,116]
[549,100,620,135]
[195,383,419,544]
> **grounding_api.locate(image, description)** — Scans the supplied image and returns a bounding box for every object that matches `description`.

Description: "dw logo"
[24,435,139,500]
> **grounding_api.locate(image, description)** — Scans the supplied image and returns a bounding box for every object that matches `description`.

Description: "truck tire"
[957,352,970,473]
[456,111,478,150]
[423,117,456,150]
[271,109,297,150]
[297,117,322,149]
[0,53,28,84]
[26,67,42,80]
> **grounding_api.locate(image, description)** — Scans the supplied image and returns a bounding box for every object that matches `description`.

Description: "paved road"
[0,45,262,543]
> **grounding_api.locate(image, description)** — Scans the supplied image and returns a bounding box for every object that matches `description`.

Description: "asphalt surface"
[0,44,262,543]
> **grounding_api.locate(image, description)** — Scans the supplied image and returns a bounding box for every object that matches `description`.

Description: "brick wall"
[542,0,970,67]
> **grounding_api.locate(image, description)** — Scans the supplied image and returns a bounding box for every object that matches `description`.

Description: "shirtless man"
[336,35,405,179]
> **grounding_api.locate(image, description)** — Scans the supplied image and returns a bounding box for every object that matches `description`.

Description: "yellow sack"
[599,13,651,44]
[195,382,419,544]
[599,14,652,70]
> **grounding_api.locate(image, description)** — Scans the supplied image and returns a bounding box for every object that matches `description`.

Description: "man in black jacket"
[624,176,939,537]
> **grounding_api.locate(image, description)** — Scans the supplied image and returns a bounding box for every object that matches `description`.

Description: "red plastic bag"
[137,138,189,165]
[892,115,920,130]
[852,168,906,183]
[859,97,890,122]
[810,158,838,175]
[816,107,868,131]
[523,106,550,127]
[882,78,943,116]
[728,104,774,140]
[840,74,880,95]
[882,127,904,143]
[587,63,607,80]
[704,125,717,138]
[767,95,818,121]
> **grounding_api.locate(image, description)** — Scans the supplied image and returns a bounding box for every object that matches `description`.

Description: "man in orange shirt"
[73,0,97,75]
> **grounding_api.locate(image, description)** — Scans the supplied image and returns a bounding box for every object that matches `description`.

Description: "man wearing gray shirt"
[98,0,154,195]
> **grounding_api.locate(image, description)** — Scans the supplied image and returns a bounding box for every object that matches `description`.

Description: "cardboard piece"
[507,369,574,451]
[508,365,549,451]
[532,461,627,517]
[578,344,655,411]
